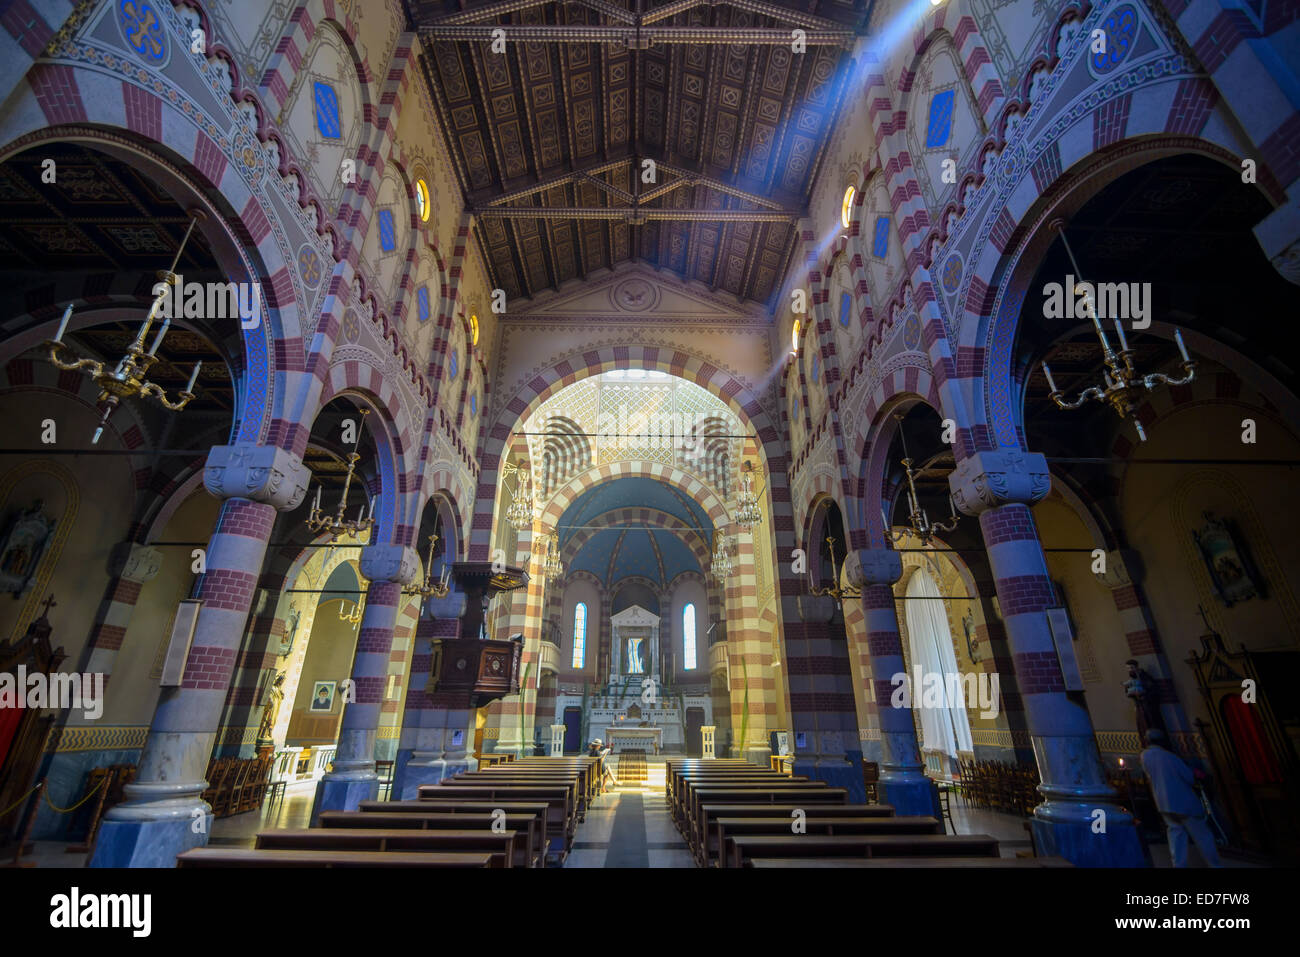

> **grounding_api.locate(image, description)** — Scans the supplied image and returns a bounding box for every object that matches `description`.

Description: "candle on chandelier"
[54,304,72,343]
[1042,362,1058,394]
[184,360,201,394]
[1113,317,1129,352]
[147,317,171,356]
[313,484,322,513]
[1174,328,1190,362]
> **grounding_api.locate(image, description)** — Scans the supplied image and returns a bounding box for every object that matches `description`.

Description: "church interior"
[0,0,1298,886]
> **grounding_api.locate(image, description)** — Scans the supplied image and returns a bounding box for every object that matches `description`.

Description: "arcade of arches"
[0,0,1297,871]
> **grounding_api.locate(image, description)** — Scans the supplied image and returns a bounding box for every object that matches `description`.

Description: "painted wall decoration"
[1193,512,1263,607]
[872,217,890,258]
[925,90,955,148]
[313,81,342,139]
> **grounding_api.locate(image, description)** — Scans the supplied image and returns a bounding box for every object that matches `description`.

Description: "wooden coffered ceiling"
[409,0,869,309]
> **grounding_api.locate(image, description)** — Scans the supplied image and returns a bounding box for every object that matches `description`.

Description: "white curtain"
[903,568,974,758]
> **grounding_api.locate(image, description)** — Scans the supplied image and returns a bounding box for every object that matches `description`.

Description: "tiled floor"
[565,761,694,868]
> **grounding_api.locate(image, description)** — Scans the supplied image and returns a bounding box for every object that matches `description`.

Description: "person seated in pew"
[595,740,617,788]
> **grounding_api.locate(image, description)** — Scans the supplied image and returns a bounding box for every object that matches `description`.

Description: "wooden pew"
[722,832,1000,868]
[254,827,517,868]
[746,856,1074,868]
[711,816,943,868]
[683,784,844,851]
[177,848,494,868]
[668,773,813,825]
[693,803,896,865]
[319,810,546,867]
[416,785,576,860]
[452,769,589,816]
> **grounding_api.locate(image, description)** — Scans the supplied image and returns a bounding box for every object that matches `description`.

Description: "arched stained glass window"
[572,602,587,669]
[683,603,697,671]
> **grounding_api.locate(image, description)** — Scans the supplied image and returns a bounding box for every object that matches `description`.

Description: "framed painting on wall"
[310,680,337,713]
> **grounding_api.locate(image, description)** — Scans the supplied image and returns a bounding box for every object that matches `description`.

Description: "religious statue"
[278,606,301,657]
[256,672,286,749]
[0,500,55,597]
[961,610,980,663]
[1123,659,1166,743]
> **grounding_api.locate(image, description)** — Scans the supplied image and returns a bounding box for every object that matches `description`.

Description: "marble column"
[847,547,940,817]
[390,587,478,798]
[312,543,419,821]
[951,450,1145,867]
[90,444,308,867]
[36,542,162,839]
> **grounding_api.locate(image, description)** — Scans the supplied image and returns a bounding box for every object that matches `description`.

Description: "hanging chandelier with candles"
[405,533,452,601]
[1040,220,1196,442]
[733,460,764,529]
[503,462,537,531]
[339,594,365,629]
[884,414,960,547]
[807,534,860,607]
[45,208,206,444]
[542,531,565,582]
[710,533,734,584]
[305,408,376,542]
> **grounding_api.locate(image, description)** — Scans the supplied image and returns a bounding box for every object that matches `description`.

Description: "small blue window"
[417,286,430,321]
[838,291,852,328]
[313,81,341,139]
[449,350,459,379]
[792,395,800,420]
[812,353,820,383]
[377,209,396,253]
[470,393,478,417]
[926,90,955,148]
[872,217,890,258]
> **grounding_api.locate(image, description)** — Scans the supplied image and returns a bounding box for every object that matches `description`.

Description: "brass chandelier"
[1040,220,1196,442]
[884,414,959,547]
[405,533,452,601]
[305,408,376,542]
[45,208,206,444]
[807,534,860,606]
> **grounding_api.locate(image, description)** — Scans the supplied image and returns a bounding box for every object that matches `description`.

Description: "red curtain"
[0,701,23,774]
[1221,695,1281,785]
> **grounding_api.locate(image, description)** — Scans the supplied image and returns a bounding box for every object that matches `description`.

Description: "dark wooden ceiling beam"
[417,25,856,44]
[643,0,856,30]
[472,207,799,221]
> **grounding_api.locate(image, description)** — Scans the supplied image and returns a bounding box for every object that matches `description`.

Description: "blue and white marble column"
[311,543,419,821]
[951,449,1145,867]
[91,445,308,867]
[391,587,478,798]
[847,548,940,817]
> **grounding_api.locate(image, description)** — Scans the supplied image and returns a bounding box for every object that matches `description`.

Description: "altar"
[605,726,663,754]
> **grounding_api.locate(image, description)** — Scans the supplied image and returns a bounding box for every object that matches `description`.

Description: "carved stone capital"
[359,544,421,585]
[204,444,309,511]
[949,449,1051,516]
[109,542,163,584]
[848,548,902,587]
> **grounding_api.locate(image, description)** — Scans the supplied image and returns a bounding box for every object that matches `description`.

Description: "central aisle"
[565,758,695,868]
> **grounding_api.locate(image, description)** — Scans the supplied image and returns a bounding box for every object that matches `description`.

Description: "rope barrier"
[0,774,108,818]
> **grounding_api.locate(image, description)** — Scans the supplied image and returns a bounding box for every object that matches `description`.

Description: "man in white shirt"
[1139,729,1222,867]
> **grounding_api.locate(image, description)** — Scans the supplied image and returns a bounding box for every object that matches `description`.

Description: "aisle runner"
[605,791,648,868]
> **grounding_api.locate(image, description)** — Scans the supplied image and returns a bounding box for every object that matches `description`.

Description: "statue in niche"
[0,500,55,597]
[627,635,644,674]
[279,606,301,657]
[961,610,980,663]
[1193,512,1262,607]
[256,672,286,749]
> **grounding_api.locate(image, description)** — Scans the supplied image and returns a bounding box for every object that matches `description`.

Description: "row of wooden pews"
[667,759,1071,868]
[176,755,601,868]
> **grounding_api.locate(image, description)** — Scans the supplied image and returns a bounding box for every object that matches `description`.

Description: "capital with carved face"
[204,444,310,511]
[359,543,422,585]
[948,449,1051,516]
